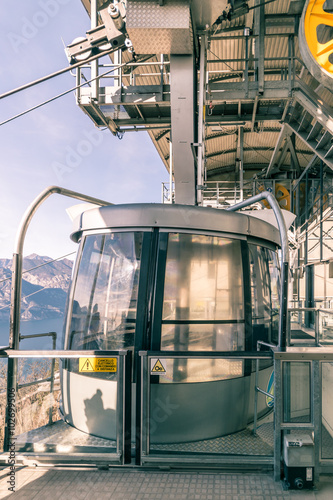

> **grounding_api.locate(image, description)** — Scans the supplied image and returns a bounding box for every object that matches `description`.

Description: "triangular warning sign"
[151,359,166,373]
[79,358,95,372]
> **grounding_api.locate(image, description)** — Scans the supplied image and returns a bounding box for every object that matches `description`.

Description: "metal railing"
[288,307,333,345]
[0,348,132,465]
[139,350,274,468]
[274,348,333,480]
[253,340,278,436]
[18,331,57,425]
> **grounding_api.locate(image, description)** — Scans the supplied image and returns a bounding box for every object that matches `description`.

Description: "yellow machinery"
[300,0,333,88]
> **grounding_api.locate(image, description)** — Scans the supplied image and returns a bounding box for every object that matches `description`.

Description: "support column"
[254,0,265,94]
[170,54,197,205]
[91,0,99,100]
[197,35,207,206]
[237,126,244,201]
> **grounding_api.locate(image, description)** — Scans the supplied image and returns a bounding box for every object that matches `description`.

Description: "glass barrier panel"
[147,356,274,458]
[319,311,333,344]
[161,323,245,352]
[0,358,8,452]
[282,361,311,423]
[321,361,333,459]
[0,356,125,464]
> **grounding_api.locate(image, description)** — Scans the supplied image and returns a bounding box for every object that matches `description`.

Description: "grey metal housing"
[71,203,281,246]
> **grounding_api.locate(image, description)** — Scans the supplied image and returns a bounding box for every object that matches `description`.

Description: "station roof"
[78,0,333,187]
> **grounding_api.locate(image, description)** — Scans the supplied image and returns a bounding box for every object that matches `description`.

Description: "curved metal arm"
[10,186,111,349]
[226,191,289,350]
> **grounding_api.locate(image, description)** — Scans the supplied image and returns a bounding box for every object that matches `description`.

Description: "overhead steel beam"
[94,81,295,106]
[286,122,333,171]
[287,133,301,175]
[206,146,277,159]
[208,80,296,101]
[251,96,259,130]
[170,54,197,205]
[265,124,289,177]
[254,0,265,94]
[294,88,333,135]
[207,164,269,177]
[112,112,284,128]
[276,140,290,171]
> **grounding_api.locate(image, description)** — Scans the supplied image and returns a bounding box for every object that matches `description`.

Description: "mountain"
[0,254,73,321]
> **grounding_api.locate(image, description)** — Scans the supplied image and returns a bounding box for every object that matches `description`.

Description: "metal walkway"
[13,417,274,458]
[1,468,333,499]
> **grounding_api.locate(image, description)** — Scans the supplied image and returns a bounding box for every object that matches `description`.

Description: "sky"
[0,0,169,260]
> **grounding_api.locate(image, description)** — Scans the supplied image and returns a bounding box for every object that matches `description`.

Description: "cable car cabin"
[61,204,280,444]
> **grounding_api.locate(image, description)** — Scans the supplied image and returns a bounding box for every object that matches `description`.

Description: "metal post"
[116,355,124,463]
[75,68,81,105]
[170,54,197,205]
[253,357,260,435]
[91,0,99,100]
[288,35,293,96]
[169,139,173,203]
[48,333,56,425]
[239,126,244,201]
[244,35,249,98]
[312,360,321,484]
[315,309,320,345]
[139,352,149,464]
[254,0,265,94]
[320,160,324,262]
[274,355,282,481]
[124,350,132,464]
[197,35,207,205]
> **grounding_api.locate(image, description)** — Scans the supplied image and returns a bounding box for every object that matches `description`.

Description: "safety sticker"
[79,357,117,372]
[151,358,166,375]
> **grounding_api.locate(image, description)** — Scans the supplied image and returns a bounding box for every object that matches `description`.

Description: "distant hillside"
[0,254,73,321]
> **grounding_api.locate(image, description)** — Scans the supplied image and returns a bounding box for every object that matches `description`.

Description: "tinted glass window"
[249,244,280,346]
[161,234,244,359]
[67,232,143,351]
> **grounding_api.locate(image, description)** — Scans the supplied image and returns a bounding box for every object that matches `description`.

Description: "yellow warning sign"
[151,358,166,374]
[79,357,117,373]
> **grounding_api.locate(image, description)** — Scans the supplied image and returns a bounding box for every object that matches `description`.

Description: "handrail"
[4,186,111,451]
[139,350,273,359]
[19,331,57,424]
[10,186,110,350]
[288,307,333,346]
[226,191,289,350]
[253,341,276,436]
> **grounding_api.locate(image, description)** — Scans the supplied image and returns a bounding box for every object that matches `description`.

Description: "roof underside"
[78,0,333,186]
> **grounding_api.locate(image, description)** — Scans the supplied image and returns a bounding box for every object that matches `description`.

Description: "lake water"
[0,317,65,350]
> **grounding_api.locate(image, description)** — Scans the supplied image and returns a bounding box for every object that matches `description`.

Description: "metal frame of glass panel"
[0,350,132,466]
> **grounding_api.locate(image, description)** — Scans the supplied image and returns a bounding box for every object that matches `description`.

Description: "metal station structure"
[1,0,333,491]
[66,0,333,310]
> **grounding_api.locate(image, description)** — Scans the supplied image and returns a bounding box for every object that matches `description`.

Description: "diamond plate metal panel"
[127,0,193,54]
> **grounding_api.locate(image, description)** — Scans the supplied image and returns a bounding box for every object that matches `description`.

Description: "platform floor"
[1,467,333,499]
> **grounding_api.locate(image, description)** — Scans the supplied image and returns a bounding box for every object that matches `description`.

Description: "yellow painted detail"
[258,183,291,211]
[151,359,166,373]
[79,357,117,372]
[275,184,291,212]
[304,0,333,75]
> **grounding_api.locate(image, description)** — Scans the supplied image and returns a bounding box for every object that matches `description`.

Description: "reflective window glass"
[249,245,280,346]
[67,232,143,351]
[161,234,244,354]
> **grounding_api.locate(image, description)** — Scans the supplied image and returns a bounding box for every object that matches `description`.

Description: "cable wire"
[0,251,76,285]
[0,46,120,101]
[0,60,131,127]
